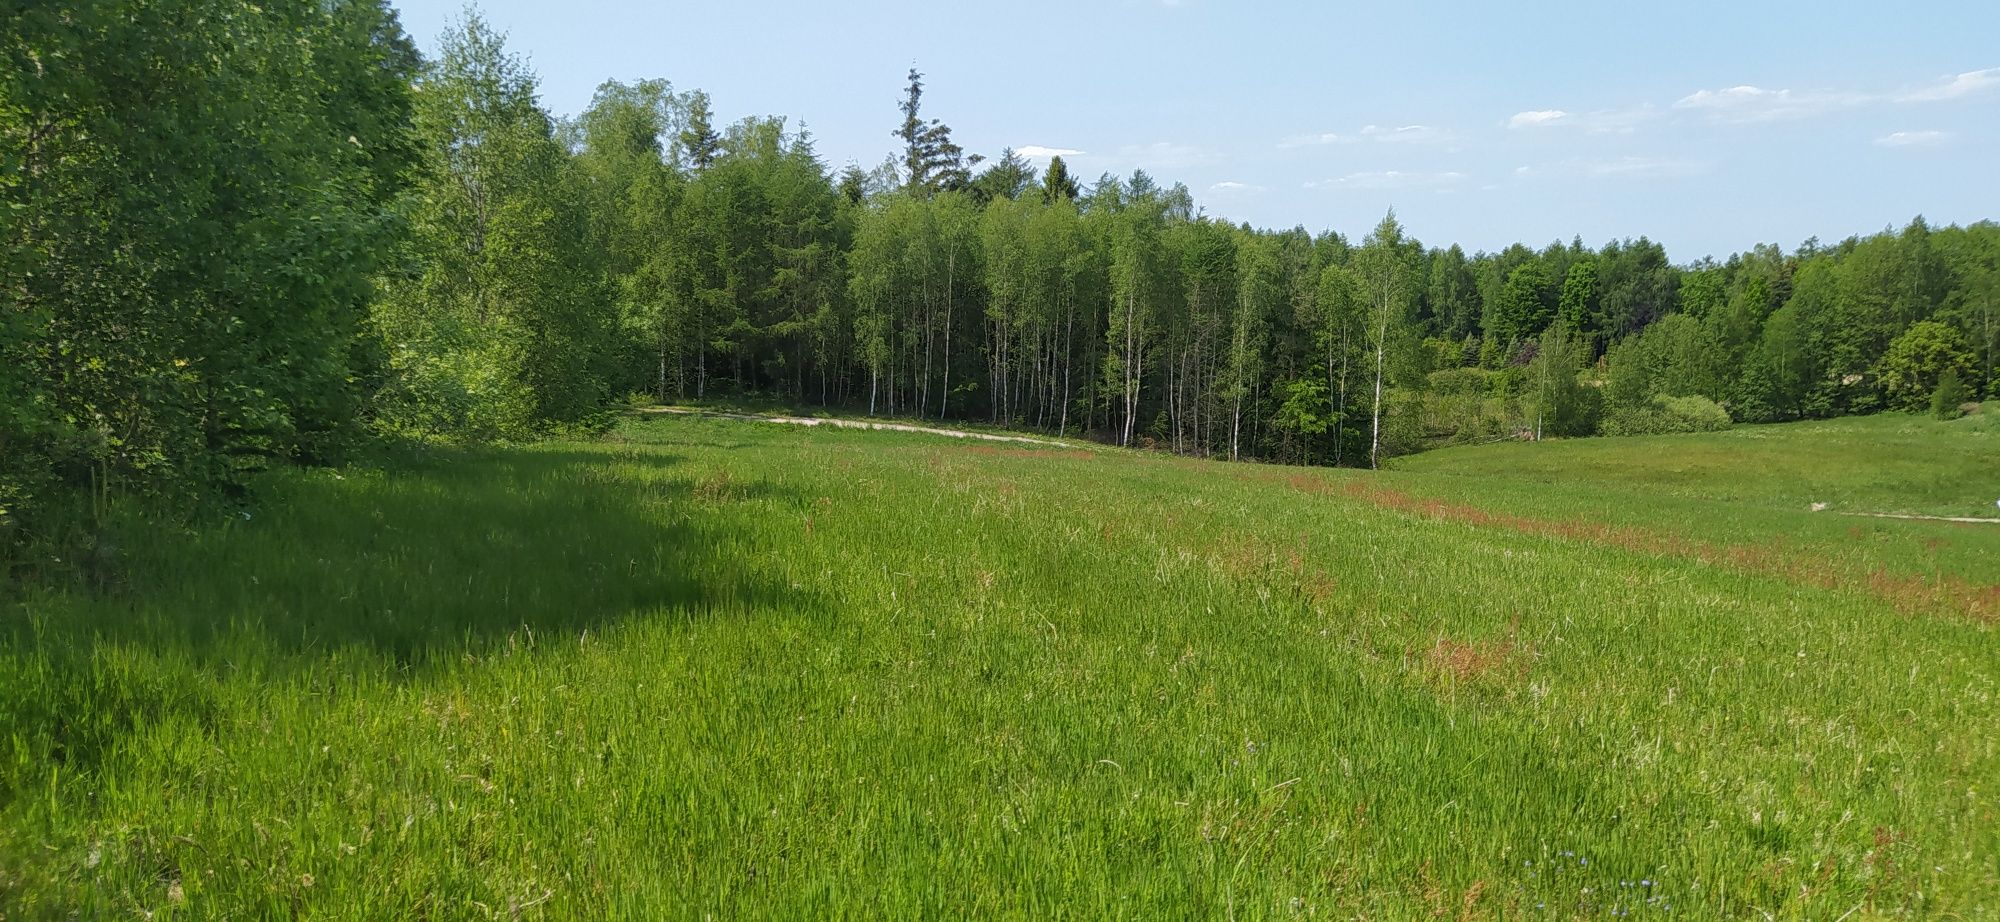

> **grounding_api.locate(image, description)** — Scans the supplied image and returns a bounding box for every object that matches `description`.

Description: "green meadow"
[2,412,1996,918]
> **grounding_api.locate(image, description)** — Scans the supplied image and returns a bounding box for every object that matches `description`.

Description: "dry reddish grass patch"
[1422,636,1530,685]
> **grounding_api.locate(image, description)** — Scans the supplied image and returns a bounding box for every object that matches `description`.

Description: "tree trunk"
[1370,313,1386,470]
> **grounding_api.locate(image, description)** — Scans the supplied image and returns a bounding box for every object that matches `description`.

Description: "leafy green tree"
[1877,320,1976,410]
[1425,245,1480,340]
[1230,233,1282,459]
[1272,378,1331,465]
[1352,211,1417,468]
[1558,259,1600,340]
[1739,301,1817,421]
[1524,322,1599,438]
[374,13,611,437]
[1490,260,1557,343]
[1310,264,1366,465]
[1101,176,1171,446]
[2,0,417,550]
[576,79,683,398]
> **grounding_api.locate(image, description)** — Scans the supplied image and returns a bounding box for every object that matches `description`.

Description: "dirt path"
[639,407,1083,449]
[1834,511,2000,524]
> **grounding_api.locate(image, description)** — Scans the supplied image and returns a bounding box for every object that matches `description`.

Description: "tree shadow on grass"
[0,441,818,792]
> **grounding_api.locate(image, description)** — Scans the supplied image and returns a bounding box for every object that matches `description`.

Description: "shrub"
[1600,395,1733,436]
[1931,368,1970,420]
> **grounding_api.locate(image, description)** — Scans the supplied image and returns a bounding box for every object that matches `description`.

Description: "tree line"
[5,5,1996,564]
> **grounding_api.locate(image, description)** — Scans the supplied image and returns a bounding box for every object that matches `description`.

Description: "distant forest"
[5,4,1996,553]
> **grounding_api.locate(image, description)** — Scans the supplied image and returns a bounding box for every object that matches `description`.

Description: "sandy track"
[639,407,1082,449]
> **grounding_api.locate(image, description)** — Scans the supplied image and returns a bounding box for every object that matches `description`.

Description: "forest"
[5,2,1997,560]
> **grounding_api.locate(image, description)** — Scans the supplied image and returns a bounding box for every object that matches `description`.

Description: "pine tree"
[894,68,979,196]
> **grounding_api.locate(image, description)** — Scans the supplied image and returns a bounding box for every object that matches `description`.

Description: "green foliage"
[1602,313,1726,409]
[1272,377,1331,463]
[1930,368,1970,419]
[1,0,417,558]
[1488,260,1557,342]
[895,68,978,196]
[1877,320,1977,411]
[1557,258,1599,337]
[1523,322,1601,437]
[1415,367,1517,445]
[370,14,612,440]
[1600,394,1733,436]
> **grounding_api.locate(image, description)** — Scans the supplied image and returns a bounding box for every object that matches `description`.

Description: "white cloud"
[1585,156,1706,177]
[1673,84,1867,122]
[1515,157,1707,179]
[1899,67,2000,102]
[1278,132,1346,149]
[1506,105,1655,134]
[1506,110,1568,129]
[1574,105,1659,134]
[1015,145,1083,159]
[1280,124,1451,149]
[1526,66,1997,137]
[1306,170,1467,191]
[1360,124,1448,143]
[1875,130,1951,147]
[1208,181,1259,193]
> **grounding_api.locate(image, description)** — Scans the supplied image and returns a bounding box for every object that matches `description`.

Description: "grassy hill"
[2,412,1995,917]
[1399,408,2000,519]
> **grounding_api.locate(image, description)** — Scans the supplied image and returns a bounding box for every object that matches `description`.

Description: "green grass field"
[2,412,1996,918]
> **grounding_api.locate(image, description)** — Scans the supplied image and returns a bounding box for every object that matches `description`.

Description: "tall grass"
[2,414,1995,917]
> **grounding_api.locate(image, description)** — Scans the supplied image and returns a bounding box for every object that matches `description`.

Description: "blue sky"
[387,0,1998,261]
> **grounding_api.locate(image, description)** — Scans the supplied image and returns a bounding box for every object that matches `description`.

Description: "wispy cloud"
[1521,65,1996,135]
[1506,110,1568,129]
[1516,157,1708,179]
[1278,132,1347,149]
[1875,130,1951,147]
[1280,124,1450,149]
[1504,105,1657,134]
[1898,67,2000,102]
[1015,145,1083,159]
[1361,124,1448,143]
[1208,180,1260,193]
[1671,66,1997,123]
[1673,85,1867,122]
[1306,170,1467,191]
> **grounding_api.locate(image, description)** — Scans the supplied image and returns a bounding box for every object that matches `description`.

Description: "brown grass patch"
[693,469,744,503]
[1422,637,1529,684]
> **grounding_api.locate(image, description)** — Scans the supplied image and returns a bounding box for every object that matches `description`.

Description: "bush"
[1600,395,1733,436]
[1931,368,1970,420]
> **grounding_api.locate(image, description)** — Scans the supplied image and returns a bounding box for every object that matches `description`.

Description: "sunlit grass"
[2,413,1995,918]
